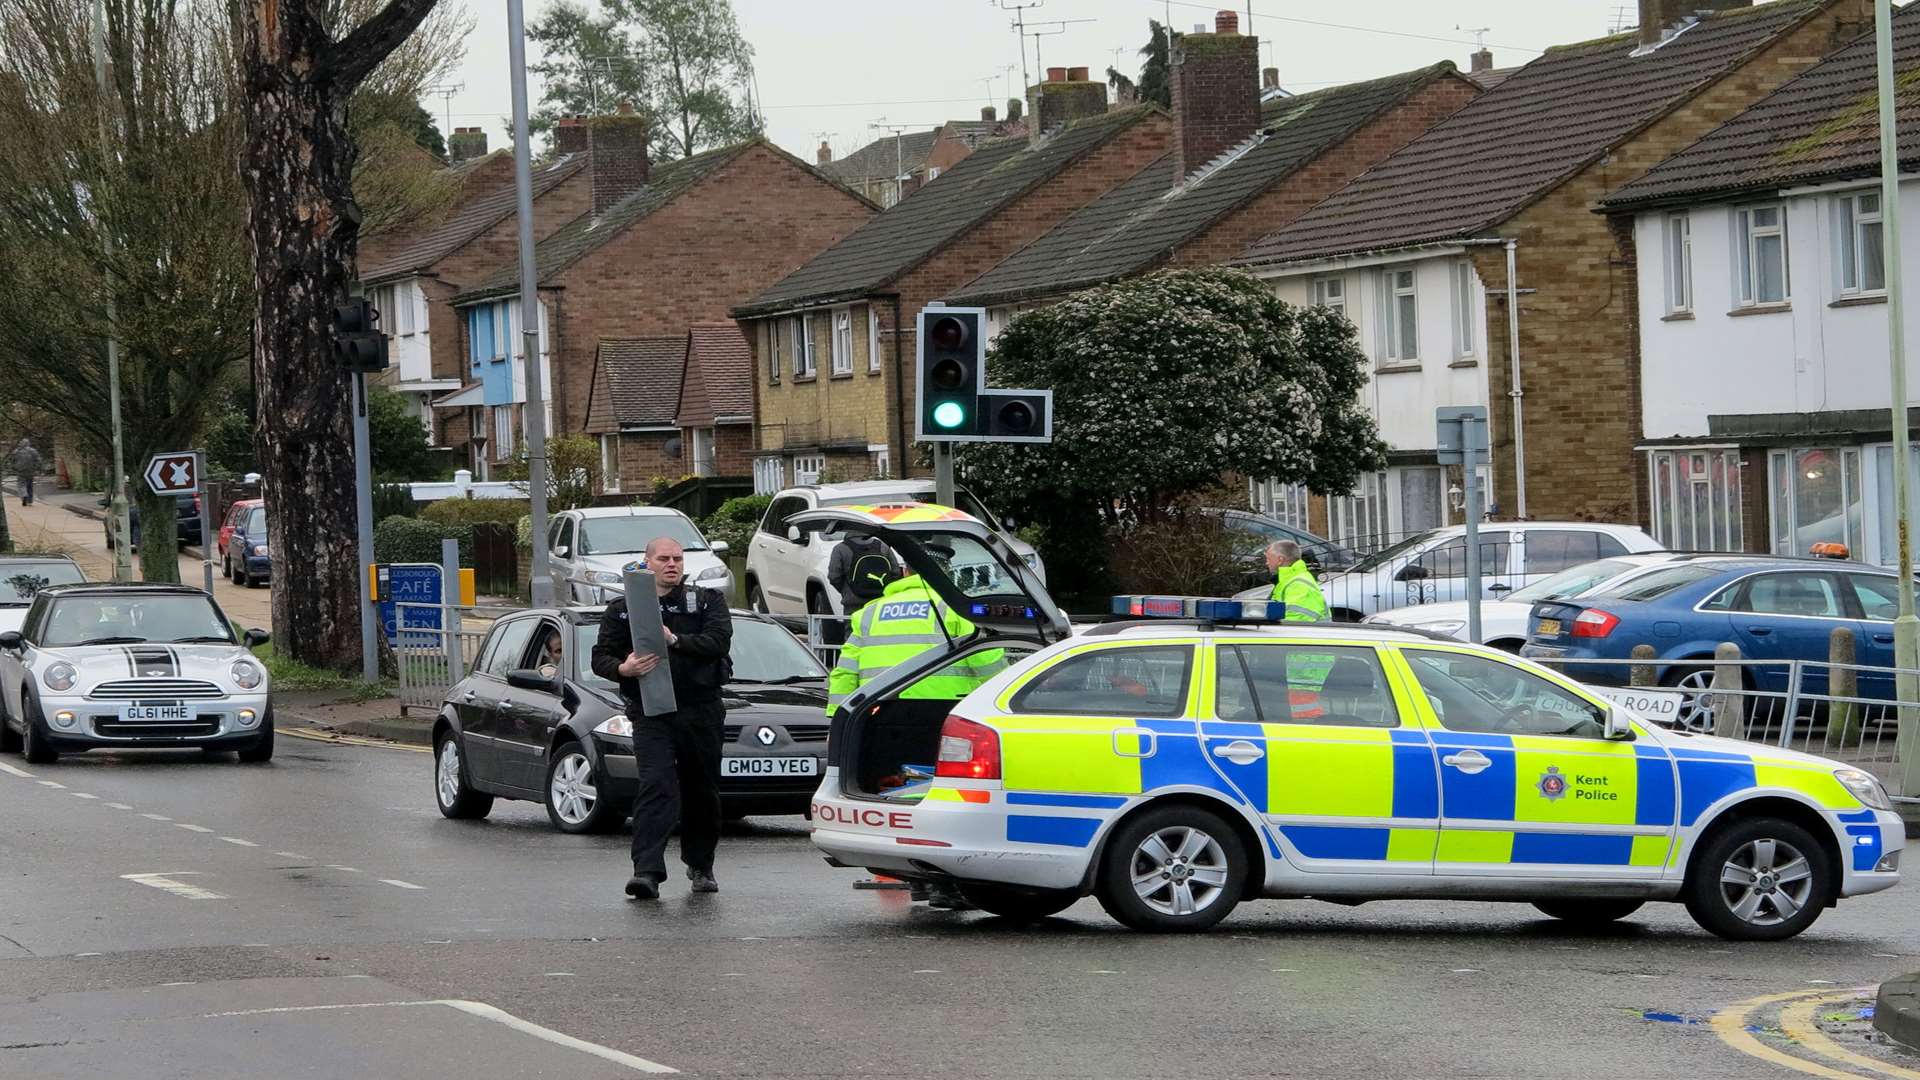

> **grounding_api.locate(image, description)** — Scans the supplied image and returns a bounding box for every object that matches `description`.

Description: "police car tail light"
[1570,609,1619,639]
[935,716,1000,780]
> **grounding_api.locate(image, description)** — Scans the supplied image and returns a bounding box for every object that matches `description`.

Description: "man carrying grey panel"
[591,536,734,900]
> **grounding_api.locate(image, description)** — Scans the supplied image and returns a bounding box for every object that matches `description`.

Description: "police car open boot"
[846,696,956,803]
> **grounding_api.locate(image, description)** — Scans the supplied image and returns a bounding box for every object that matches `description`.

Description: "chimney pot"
[1046,66,1067,82]
[816,140,831,165]
[1470,48,1494,73]
[590,111,651,216]
[1215,9,1239,34]
[616,101,636,115]
[981,104,996,122]
[1262,67,1280,90]
[1068,65,1090,82]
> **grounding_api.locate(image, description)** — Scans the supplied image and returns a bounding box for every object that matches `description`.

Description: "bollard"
[1630,644,1656,688]
[1830,626,1861,749]
[1711,641,1743,740]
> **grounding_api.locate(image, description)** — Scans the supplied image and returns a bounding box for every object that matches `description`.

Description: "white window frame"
[1249,479,1310,531]
[396,282,417,336]
[600,434,622,494]
[793,453,825,486]
[870,444,891,480]
[1735,203,1790,307]
[1330,471,1389,549]
[867,306,881,373]
[1450,261,1475,358]
[691,427,716,477]
[753,457,786,496]
[1379,268,1418,364]
[492,404,516,454]
[1312,276,1345,314]
[1768,447,1862,558]
[927,166,942,181]
[796,315,816,378]
[767,319,783,383]
[1838,190,1886,297]
[831,308,853,375]
[1664,211,1693,314]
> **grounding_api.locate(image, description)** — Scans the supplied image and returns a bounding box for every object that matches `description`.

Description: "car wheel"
[0,691,18,754]
[957,882,1080,923]
[223,555,234,582]
[1531,899,1645,925]
[545,740,620,834]
[1095,805,1246,933]
[747,580,768,613]
[237,560,252,588]
[806,586,832,616]
[20,689,57,765]
[434,731,493,820]
[1663,665,1734,733]
[237,718,274,763]
[1683,816,1831,941]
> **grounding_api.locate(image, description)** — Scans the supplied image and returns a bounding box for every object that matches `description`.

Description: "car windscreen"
[245,507,266,534]
[1507,558,1639,604]
[576,515,707,556]
[1346,530,1439,573]
[1587,563,1727,603]
[40,594,234,647]
[0,562,85,606]
[573,615,825,691]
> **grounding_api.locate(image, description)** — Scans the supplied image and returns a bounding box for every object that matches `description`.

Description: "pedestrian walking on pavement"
[10,439,40,506]
[590,536,734,902]
[1266,540,1329,622]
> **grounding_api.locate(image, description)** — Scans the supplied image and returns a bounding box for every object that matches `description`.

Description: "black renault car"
[431,606,831,833]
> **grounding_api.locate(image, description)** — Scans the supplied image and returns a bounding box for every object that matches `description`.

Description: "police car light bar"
[1109,596,1287,622]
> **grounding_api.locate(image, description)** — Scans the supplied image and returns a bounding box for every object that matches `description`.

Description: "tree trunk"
[236,0,440,672]
[135,487,181,584]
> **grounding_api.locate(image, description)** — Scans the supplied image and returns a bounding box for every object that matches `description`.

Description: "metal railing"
[1319,529,1532,618]
[393,601,490,715]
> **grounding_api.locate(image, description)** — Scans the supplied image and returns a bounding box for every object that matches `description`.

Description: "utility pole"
[508,0,554,607]
[90,0,131,582]
[423,83,463,140]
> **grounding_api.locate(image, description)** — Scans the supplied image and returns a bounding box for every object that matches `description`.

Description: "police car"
[806,505,1905,939]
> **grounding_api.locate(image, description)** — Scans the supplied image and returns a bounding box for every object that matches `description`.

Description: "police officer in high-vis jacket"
[827,573,1004,717]
[1266,540,1330,622]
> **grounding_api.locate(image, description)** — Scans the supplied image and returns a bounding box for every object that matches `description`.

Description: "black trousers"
[628,697,726,881]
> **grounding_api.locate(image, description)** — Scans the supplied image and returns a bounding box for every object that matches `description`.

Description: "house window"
[1768,447,1860,557]
[871,445,891,479]
[1329,471,1388,550]
[1736,204,1789,306]
[831,308,853,375]
[1312,276,1345,315]
[1450,262,1475,357]
[927,166,942,181]
[767,320,782,384]
[868,307,881,373]
[1397,466,1444,535]
[691,428,716,477]
[600,434,622,494]
[880,184,900,209]
[1648,448,1742,552]
[395,283,417,336]
[1380,269,1418,364]
[793,453,825,486]
[795,316,816,378]
[492,306,508,360]
[1838,191,1886,296]
[752,457,786,496]
[492,405,517,456]
[1664,211,1693,313]
[1248,479,1309,531]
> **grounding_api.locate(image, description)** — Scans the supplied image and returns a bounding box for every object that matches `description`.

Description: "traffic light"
[916,306,984,439]
[978,390,1052,442]
[332,297,389,373]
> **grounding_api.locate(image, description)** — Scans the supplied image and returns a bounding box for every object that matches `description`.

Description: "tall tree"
[528,0,645,138]
[233,0,457,670]
[1136,20,1180,109]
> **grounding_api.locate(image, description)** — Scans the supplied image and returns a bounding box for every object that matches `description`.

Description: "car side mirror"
[1396,564,1431,582]
[710,540,730,555]
[243,628,270,648]
[506,668,561,694]
[0,631,20,651]
[553,546,569,560]
[787,525,802,543]
[1603,705,1635,741]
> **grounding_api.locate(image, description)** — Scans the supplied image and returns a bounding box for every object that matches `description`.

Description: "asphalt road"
[2,734,1919,1080]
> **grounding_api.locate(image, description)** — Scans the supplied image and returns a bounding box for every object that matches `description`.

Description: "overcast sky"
[430,0,1642,161]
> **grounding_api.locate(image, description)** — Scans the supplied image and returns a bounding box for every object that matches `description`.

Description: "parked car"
[217,498,262,564]
[0,583,272,763]
[746,479,1044,616]
[1240,522,1664,620]
[1522,556,1908,728]
[1363,552,1697,649]
[0,556,86,634]
[220,501,271,588]
[104,493,204,550]
[546,506,731,605]
[432,606,832,831]
[1213,509,1360,591]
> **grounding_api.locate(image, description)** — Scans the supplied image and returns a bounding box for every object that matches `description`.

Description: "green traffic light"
[932,401,967,430]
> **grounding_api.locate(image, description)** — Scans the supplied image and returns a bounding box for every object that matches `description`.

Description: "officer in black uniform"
[590,536,734,900]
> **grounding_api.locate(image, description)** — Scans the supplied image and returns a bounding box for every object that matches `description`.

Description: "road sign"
[1435,406,1489,465]
[378,563,445,647]
[144,451,201,496]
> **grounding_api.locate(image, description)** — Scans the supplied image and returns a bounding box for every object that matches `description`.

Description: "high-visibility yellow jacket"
[827,576,1005,715]
[1270,559,1330,622]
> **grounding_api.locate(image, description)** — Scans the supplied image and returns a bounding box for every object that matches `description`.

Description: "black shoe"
[625,875,660,900]
[688,868,719,894]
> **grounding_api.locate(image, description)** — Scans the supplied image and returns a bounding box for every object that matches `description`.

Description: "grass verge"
[253,644,393,699]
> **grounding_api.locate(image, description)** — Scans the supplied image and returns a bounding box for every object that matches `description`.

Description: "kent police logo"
[1536,766,1568,801]
[878,601,931,620]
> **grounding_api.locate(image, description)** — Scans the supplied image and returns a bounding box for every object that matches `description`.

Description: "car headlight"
[252,544,269,557]
[695,565,728,582]
[231,659,264,691]
[586,570,624,586]
[41,662,75,692]
[1410,620,1467,637]
[594,716,633,738]
[1835,768,1893,811]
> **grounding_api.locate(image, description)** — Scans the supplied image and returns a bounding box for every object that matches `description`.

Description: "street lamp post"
[507,0,554,608]
[90,0,132,581]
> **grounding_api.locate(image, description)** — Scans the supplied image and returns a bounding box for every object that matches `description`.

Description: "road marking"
[1711,987,1885,1080]
[219,837,258,847]
[274,851,308,860]
[75,953,100,957]
[0,762,32,778]
[328,865,362,873]
[105,803,131,810]
[140,813,172,822]
[175,823,213,833]
[121,873,226,901]
[37,780,65,789]
[378,879,424,890]
[1778,995,1920,1080]
[70,792,98,799]
[282,728,432,754]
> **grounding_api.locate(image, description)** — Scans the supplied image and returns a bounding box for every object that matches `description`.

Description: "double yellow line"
[1714,987,1920,1079]
[282,727,432,754]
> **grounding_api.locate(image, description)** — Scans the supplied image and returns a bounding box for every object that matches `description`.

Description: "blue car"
[225,503,271,588]
[1521,556,1908,725]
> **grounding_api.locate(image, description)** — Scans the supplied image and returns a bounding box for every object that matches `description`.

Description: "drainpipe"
[1506,238,1527,519]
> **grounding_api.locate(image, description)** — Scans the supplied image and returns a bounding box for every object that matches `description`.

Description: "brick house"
[733,86,1174,492]
[581,324,757,494]
[1600,4,1914,561]
[1232,0,1871,548]
[817,107,1028,208]
[448,110,876,492]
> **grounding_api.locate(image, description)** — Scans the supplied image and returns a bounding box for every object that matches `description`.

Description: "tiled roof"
[951,64,1464,306]
[820,129,941,183]
[455,142,754,305]
[1603,6,1920,208]
[360,153,587,284]
[587,337,688,433]
[1236,0,1832,266]
[677,323,755,426]
[735,105,1161,316]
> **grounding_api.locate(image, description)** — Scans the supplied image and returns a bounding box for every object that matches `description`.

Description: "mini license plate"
[1536,618,1563,637]
[722,756,819,778]
[119,702,191,723]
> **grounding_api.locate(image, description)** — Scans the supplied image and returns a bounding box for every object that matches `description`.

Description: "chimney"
[981,104,997,123]
[816,140,832,165]
[589,103,651,217]
[448,127,489,163]
[1030,64,1109,142]
[553,116,589,157]
[1470,48,1494,74]
[1638,1,1751,48]
[1006,97,1023,122]
[1262,67,1280,91]
[1171,9,1261,178]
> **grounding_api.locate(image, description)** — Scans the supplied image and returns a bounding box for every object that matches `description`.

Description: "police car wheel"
[1531,899,1645,925]
[956,882,1079,923]
[1095,805,1246,933]
[1683,817,1831,941]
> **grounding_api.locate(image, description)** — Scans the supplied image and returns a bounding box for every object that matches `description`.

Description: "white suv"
[745,480,1045,615]
[546,505,732,604]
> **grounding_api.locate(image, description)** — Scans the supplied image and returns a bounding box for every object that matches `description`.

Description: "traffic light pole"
[352,371,378,682]
[934,442,955,507]
[508,0,553,608]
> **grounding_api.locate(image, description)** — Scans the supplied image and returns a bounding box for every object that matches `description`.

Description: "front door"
[1842,572,1900,704]
[1204,640,1437,873]
[1398,646,1676,880]
[493,619,567,791]
[463,617,539,786]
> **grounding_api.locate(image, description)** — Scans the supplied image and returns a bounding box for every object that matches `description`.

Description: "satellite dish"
[663,436,683,458]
